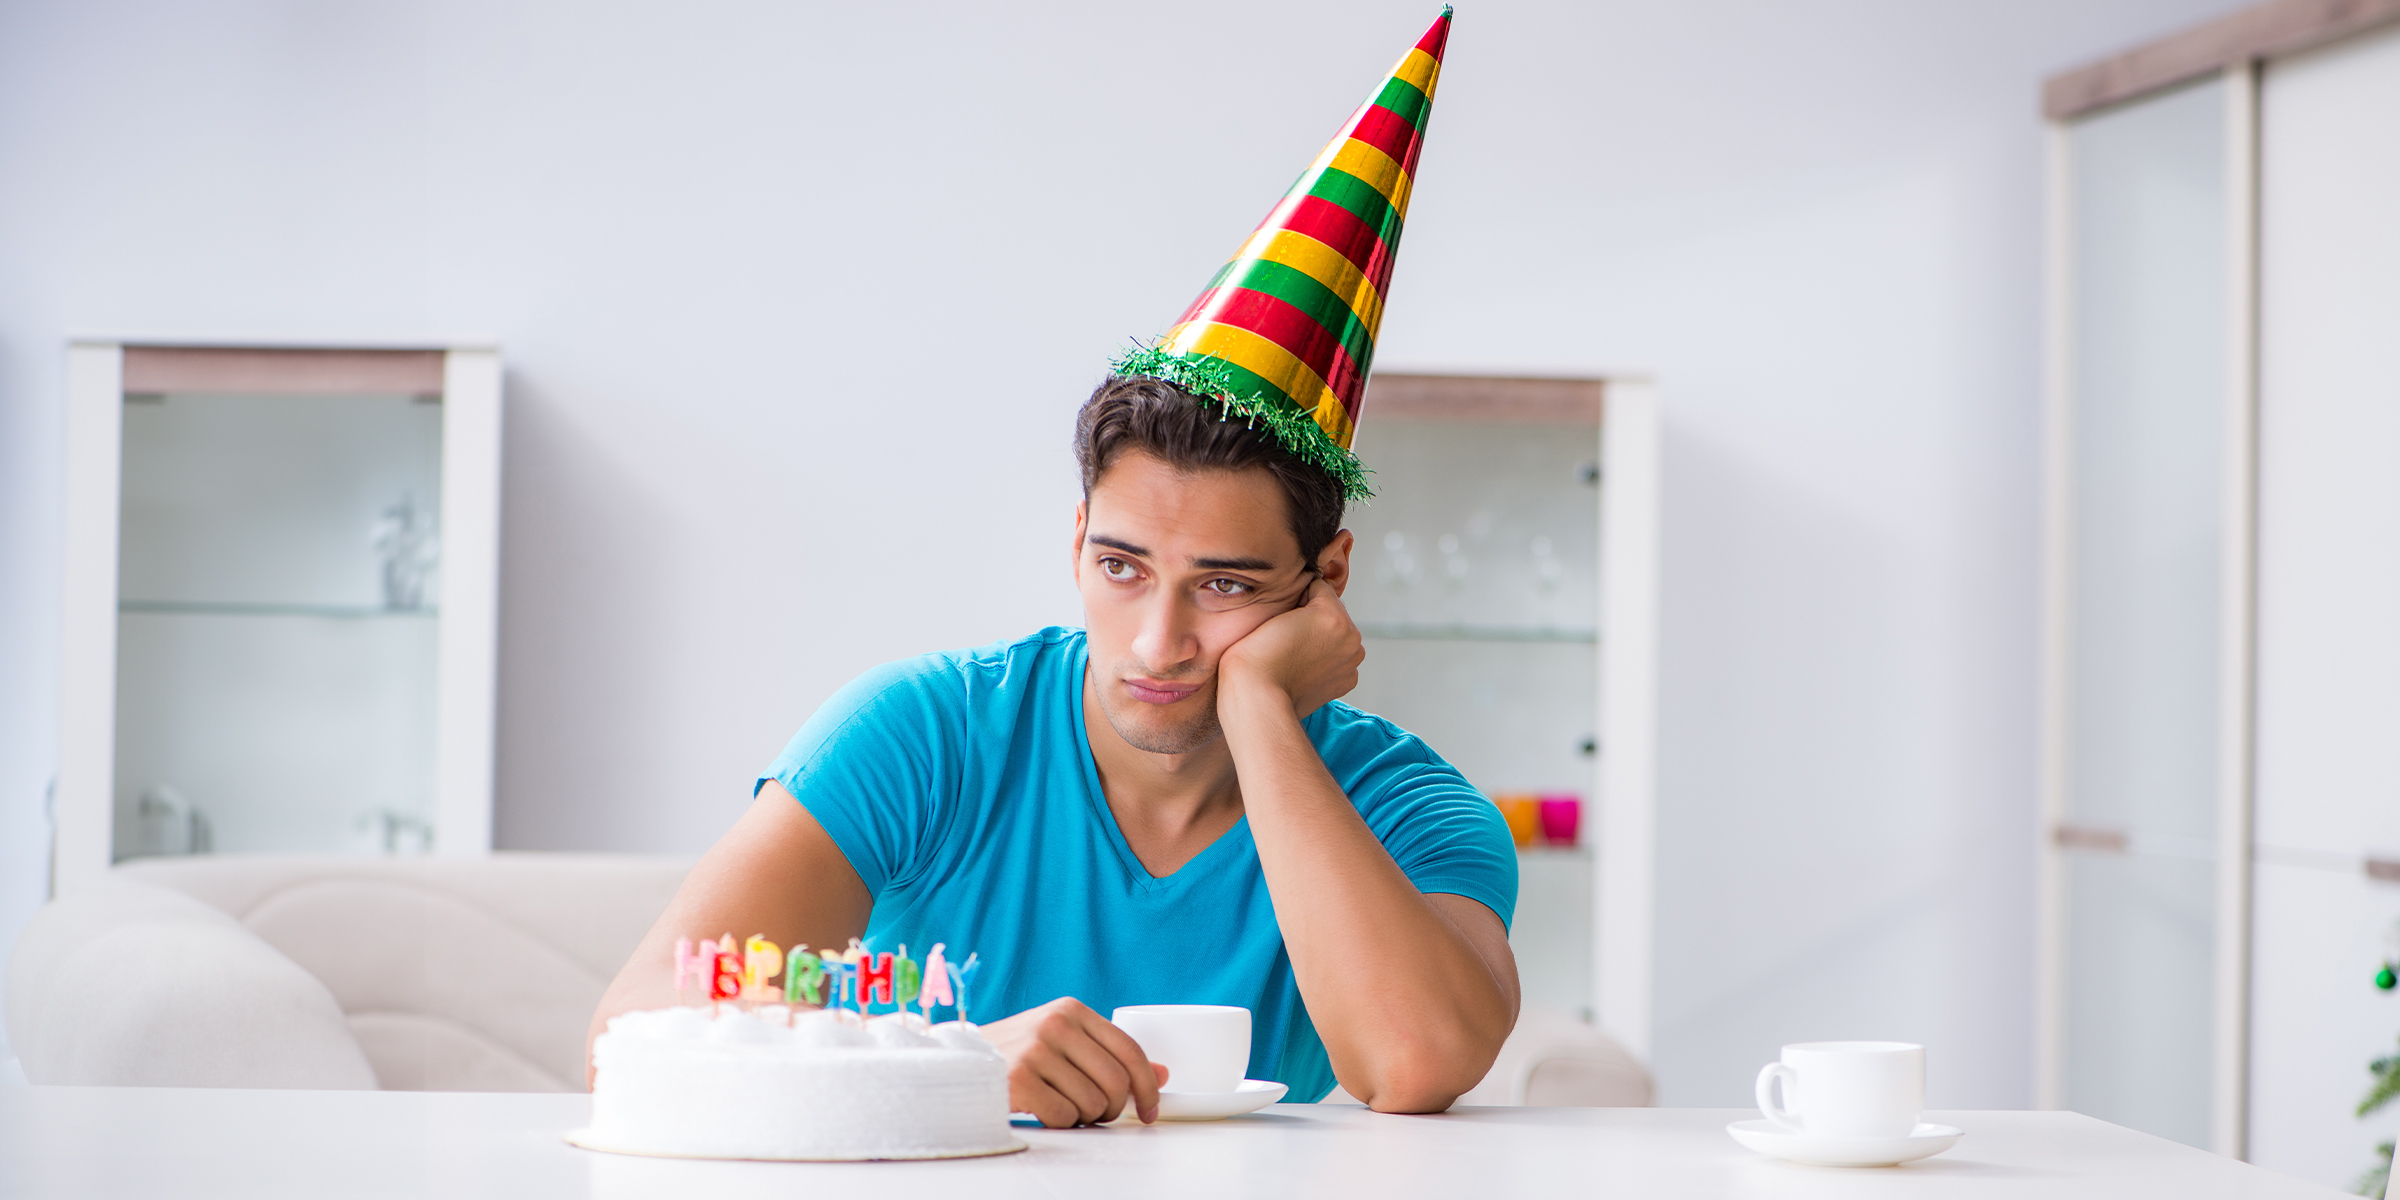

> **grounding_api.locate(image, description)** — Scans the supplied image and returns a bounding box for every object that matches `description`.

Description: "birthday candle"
[710,938,743,1004]
[784,948,825,1006]
[949,953,981,1024]
[919,943,954,1016]
[743,936,784,1002]
[673,937,706,1004]
[895,946,922,1008]
[857,952,895,1009]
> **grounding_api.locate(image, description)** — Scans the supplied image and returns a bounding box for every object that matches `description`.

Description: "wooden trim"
[1362,373,1604,424]
[122,347,446,396]
[2045,0,2400,119]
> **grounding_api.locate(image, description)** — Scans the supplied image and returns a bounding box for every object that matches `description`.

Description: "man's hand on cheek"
[980,998,1168,1127]
[1218,577,1365,721]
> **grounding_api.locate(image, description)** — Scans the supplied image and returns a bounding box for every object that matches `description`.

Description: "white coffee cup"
[1754,1041,1924,1138]
[1110,1004,1251,1095]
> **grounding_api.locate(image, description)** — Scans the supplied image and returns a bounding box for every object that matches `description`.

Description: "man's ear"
[1070,500,1088,586]
[1316,529,1356,597]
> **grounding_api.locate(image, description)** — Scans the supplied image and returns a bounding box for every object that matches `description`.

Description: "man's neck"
[1082,667,1247,877]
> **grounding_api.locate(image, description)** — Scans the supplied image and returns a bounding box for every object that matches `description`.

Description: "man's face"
[1073,453,1335,756]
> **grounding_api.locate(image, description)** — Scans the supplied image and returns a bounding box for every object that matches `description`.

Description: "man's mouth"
[1122,676,1201,705]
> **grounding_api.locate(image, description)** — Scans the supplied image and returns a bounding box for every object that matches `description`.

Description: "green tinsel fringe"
[1108,344,1373,502]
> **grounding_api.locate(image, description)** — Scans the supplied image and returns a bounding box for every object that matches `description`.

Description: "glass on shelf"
[112,390,444,861]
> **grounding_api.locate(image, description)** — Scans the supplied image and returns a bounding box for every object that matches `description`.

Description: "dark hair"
[1074,375,1346,569]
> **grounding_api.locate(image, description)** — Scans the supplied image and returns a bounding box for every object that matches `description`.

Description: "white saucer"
[1153,1080,1288,1121]
[1725,1119,1963,1167]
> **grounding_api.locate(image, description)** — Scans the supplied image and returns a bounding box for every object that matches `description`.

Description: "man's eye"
[1100,557,1137,580]
[1203,578,1250,596]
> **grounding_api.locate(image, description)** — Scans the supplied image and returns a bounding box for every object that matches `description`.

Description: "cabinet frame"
[1356,370,1661,1060]
[55,338,502,893]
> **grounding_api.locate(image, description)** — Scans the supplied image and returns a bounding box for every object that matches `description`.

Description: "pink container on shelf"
[1536,794,1581,847]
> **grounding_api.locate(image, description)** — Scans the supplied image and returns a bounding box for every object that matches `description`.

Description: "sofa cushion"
[110,853,690,1092]
[6,879,378,1089]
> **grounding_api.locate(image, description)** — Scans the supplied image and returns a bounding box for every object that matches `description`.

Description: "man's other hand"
[1218,576,1364,720]
[980,998,1168,1127]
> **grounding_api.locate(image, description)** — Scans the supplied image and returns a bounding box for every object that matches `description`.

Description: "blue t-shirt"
[759,626,1515,1103]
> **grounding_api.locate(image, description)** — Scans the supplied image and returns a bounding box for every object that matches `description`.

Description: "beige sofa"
[7,853,1651,1105]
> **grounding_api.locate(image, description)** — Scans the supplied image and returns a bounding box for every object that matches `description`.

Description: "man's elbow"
[1352,1037,1503,1113]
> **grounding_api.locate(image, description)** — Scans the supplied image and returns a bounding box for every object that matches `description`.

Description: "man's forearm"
[1216,679,1517,1111]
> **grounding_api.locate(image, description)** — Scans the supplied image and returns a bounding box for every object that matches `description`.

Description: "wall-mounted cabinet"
[1341,372,1660,1060]
[57,343,502,893]
[2043,4,2400,1184]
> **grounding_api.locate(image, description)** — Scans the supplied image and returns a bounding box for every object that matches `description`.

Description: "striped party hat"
[1113,7,1451,501]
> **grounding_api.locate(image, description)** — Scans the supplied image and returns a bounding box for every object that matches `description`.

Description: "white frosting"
[588,1007,1014,1161]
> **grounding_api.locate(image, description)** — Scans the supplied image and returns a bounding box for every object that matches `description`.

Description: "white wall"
[0,0,2248,1102]
[2250,23,2400,1187]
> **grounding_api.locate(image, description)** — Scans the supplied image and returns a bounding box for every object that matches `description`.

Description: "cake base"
[564,1128,1028,1162]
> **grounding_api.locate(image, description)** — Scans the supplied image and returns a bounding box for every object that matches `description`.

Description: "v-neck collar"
[1066,635,1253,892]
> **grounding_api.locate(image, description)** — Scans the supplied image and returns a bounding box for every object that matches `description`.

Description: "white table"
[0,1087,2345,1198]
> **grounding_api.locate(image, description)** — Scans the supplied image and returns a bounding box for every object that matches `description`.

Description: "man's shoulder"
[1305,701,1459,786]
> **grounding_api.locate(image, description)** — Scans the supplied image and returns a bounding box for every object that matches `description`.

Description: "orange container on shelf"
[1491,794,1540,847]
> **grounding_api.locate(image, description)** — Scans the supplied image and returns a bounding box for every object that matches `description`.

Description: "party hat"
[1114,7,1452,501]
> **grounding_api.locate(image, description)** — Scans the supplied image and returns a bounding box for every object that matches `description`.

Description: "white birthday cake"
[577,1006,1021,1161]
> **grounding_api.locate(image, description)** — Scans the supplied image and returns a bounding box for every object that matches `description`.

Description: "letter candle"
[743,936,783,1005]
[857,952,895,1009]
[709,933,743,1006]
[895,946,922,1009]
[784,948,825,1007]
[919,943,954,1018]
[673,937,710,1005]
[949,953,982,1024]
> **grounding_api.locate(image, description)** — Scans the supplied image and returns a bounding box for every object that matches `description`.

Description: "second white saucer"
[1153,1079,1288,1122]
[1725,1119,1963,1167]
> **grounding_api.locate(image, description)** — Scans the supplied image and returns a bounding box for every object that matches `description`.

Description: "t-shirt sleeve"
[757,657,963,898]
[1325,711,1520,932]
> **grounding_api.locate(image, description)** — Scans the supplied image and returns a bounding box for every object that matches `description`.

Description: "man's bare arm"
[1218,581,1521,1112]
[584,780,871,1085]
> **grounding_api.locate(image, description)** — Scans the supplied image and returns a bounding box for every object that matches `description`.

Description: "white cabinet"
[56,343,502,893]
[1339,373,1661,1059]
[2044,6,2400,1182]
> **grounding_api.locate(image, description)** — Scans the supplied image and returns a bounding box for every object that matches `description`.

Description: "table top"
[0,1086,2345,1199]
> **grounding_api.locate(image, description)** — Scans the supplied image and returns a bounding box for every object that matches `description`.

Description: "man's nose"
[1129,592,1198,673]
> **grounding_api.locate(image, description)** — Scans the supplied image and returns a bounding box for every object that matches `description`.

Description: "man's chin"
[1100,695,1223,756]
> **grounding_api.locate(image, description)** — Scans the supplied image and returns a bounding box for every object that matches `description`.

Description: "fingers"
[1081,1015,1165,1124]
[994,999,1165,1127]
[1015,1037,1118,1126]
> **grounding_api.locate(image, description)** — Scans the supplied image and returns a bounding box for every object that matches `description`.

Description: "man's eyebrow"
[1089,534,1282,573]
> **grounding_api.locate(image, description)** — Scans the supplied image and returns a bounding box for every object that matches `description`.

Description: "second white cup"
[1110,1004,1251,1095]
[1754,1041,1925,1138]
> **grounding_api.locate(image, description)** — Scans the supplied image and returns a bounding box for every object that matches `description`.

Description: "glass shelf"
[1517,843,1592,859]
[119,600,439,619]
[1356,622,1597,644]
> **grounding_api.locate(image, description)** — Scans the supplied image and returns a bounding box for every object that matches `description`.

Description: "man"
[588,8,1517,1126]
